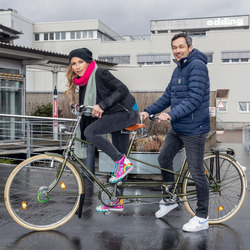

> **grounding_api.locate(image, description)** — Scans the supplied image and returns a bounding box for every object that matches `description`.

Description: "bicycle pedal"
[161,184,172,193]
[116,181,123,186]
[110,197,117,202]
[163,197,178,205]
[104,210,111,216]
[134,199,141,204]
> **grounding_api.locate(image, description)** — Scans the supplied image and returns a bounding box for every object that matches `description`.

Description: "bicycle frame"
[46,105,241,204]
[46,112,110,195]
[5,104,247,232]
[46,108,197,203]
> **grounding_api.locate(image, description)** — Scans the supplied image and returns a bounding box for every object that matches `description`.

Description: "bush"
[31,103,62,117]
[0,158,17,165]
[131,135,165,152]
[144,135,164,152]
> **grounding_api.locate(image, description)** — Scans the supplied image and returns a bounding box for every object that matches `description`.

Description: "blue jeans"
[158,128,209,218]
[84,109,138,162]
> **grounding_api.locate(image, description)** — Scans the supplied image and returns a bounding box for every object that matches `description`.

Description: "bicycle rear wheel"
[182,153,247,224]
[4,154,83,231]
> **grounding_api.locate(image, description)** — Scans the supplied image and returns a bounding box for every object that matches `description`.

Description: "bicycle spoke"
[182,153,246,224]
[5,155,82,231]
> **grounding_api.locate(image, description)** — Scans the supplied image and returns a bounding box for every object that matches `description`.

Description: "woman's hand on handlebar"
[92,104,104,118]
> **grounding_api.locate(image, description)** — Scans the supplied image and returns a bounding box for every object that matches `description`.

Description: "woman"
[65,47,139,212]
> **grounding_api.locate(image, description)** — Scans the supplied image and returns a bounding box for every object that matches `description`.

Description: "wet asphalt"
[0,142,249,250]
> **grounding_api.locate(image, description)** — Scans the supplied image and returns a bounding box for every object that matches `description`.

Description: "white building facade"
[1,9,250,129]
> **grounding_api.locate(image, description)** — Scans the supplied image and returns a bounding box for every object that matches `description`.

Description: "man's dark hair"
[171,33,192,47]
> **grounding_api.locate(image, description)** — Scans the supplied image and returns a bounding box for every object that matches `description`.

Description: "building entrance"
[0,71,24,140]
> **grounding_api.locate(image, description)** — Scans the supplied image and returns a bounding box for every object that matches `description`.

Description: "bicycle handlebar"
[136,114,159,138]
[71,104,94,116]
[146,114,159,134]
[149,114,159,121]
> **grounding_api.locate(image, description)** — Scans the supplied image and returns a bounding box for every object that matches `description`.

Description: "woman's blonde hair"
[64,64,77,103]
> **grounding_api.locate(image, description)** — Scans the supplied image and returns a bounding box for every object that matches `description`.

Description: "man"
[140,33,210,232]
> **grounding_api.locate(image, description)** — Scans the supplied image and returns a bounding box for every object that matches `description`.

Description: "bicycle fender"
[44,152,64,159]
[44,152,78,168]
[44,152,85,194]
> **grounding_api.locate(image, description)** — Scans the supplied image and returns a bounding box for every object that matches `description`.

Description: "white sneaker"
[155,200,178,218]
[182,216,209,232]
[159,199,165,207]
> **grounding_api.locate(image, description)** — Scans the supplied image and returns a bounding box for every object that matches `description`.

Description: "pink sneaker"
[109,156,133,183]
[96,199,124,212]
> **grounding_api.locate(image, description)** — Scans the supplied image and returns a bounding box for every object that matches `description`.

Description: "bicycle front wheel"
[182,153,247,224]
[4,154,83,231]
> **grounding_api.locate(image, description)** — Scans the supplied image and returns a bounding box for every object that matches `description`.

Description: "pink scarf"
[74,60,95,86]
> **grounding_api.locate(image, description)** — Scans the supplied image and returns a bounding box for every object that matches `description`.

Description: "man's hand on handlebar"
[158,112,171,123]
[139,111,171,123]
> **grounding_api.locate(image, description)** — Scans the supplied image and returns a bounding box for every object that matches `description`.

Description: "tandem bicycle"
[4,105,247,231]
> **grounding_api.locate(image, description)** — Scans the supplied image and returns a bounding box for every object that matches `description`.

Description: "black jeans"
[84,109,139,162]
[158,128,209,218]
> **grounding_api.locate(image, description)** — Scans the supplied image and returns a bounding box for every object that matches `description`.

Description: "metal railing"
[0,114,76,163]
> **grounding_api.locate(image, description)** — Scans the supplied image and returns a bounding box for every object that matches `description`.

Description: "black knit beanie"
[68,48,93,63]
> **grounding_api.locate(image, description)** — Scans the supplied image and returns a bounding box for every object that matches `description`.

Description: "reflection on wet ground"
[0,143,249,249]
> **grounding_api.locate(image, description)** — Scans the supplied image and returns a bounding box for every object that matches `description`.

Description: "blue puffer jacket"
[145,48,210,135]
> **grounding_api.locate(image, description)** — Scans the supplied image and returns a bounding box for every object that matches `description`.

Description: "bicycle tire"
[182,153,247,224]
[4,154,83,231]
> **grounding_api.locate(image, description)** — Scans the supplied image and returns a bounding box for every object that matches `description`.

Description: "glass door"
[0,71,24,140]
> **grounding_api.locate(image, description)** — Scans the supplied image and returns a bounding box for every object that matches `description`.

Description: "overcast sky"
[1,0,249,35]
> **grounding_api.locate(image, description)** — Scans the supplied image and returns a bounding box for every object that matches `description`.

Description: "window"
[44,33,48,40]
[83,31,88,39]
[76,31,81,39]
[137,54,171,66]
[97,32,102,39]
[0,70,23,140]
[34,30,100,41]
[204,53,213,63]
[189,32,206,38]
[34,34,40,41]
[55,32,60,40]
[82,30,95,39]
[232,58,239,63]
[241,58,249,62]
[49,33,54,40]
[99,55,130,64]
[70,31,83,39]
[97,31,114,41]
[222,51,250,63]
[70,31,75,39]
[61,32,66,40]
[89,31,93,38]
[239,102,250,112]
